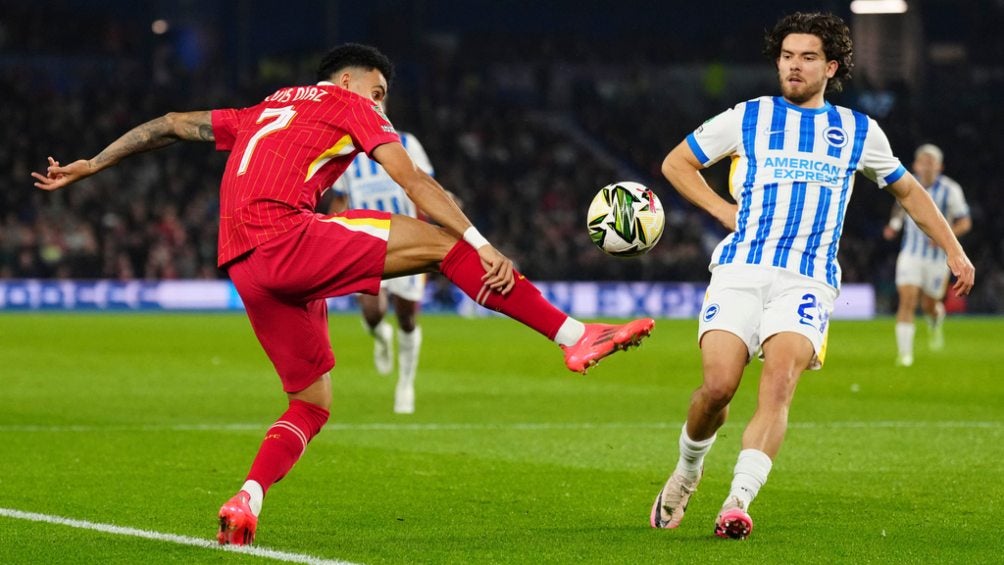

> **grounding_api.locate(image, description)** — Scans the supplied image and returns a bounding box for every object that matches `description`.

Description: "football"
[587,181,665,257]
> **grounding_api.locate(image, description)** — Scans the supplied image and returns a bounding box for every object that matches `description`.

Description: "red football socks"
[246,399,330,493]
[440,241,567,340]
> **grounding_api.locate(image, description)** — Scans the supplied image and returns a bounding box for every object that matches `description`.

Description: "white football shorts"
[895,253,950,299]
[698,264,836,370]
[380,273,426,303]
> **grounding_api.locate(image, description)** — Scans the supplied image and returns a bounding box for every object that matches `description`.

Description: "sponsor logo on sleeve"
[372,104,391,123]
[371,104,396,133]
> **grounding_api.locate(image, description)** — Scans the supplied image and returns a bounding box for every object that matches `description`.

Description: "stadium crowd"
[3,7,1002,313]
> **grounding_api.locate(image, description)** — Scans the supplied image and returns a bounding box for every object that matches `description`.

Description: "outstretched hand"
[31,157,95,191]
[477,245,516,295]
[948,253,975,297]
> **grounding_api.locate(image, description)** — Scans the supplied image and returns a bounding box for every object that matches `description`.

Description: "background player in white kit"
[331,130,434,414]
[883,144,971,367]
[650,12,975,539]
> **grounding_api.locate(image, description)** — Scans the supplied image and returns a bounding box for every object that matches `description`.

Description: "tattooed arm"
[32,111,215,191]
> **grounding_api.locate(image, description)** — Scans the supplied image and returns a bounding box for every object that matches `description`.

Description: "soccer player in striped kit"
[649,13,974,539]
[33,44,654,546]
[330,129,435,414]
[883,144,971,367]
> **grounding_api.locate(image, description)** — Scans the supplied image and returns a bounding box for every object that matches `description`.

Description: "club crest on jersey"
[703,303,720,322]
[823,126,848,148]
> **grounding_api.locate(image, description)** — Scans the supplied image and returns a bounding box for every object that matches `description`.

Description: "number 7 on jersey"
[237,106,297,175]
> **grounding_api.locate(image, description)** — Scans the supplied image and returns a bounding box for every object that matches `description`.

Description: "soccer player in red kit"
[32,44,654,545]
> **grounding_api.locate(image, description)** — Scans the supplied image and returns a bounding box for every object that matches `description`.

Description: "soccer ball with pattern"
[587,181,665,257]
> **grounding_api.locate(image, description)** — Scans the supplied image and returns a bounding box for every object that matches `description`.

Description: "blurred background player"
[330,128,435,414]
[883,144,971,366]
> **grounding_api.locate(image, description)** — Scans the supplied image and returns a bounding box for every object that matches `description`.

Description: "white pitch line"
[0,420,1001,433]
[790,421,1004,429]
[0,507,360,565]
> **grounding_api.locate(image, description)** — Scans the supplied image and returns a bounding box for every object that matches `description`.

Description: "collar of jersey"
[773,96,833,115]
[314,81,374,105]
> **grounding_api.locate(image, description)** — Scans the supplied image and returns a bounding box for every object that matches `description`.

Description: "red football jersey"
[211,84,400,266]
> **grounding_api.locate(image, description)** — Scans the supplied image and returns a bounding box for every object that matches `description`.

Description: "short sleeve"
[211,108,241,152]
[858,118,907,188]
[347,99,401,157]
[946,180,970,220]
[686,105,743,167]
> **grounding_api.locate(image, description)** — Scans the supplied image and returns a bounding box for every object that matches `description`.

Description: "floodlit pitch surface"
[1,313,1001,564]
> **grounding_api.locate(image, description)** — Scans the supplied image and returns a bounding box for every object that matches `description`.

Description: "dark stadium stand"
[2,0,1001,312]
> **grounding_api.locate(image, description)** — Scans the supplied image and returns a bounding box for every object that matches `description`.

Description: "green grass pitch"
[0,313,1001,564]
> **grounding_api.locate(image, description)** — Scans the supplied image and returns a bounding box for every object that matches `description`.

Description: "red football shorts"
[227,210,391,393]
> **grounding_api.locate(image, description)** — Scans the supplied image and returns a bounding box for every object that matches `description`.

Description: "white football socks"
[371,319,393,343]
[554,318,586,347]
[371,320,394,375]
[241,479,264,517]
[396,327,422,414]
[674,424,717,481]
[928,302,946,350]
[895,322,915,358]
[930,301,946,328]
[727,449,772,510]
[928,302,946,334]
[397,326,422,389]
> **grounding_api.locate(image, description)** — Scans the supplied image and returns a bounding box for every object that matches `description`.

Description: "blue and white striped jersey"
[688,96,908,290]
[900,175,968,262]
[332,132,434,218]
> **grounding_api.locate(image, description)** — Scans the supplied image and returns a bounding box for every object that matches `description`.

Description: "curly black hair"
[316,43,394,86]
[763,12,853,93]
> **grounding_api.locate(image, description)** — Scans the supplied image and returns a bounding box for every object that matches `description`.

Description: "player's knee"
[362,309,384,328]
[302,400,331,426]
[700,357,744,409]
[414,226,458,266]
[387,218,458,271]
[432,225,459,256]
[296,393,332,414]
[397,311,417,332]
[759,369,799,408]
[289,396,331,438]
[288,372,333,411]
[697,380,738,410]
[759,388,795,411]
